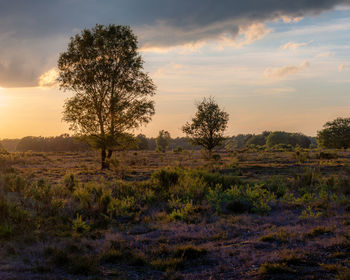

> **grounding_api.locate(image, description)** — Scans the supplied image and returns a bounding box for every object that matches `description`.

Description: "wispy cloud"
[280,16,304,23]
[317,52,331,57]
[219,23,272,48]
[264,61,310,79]
[281,41,308,50]
[38,68,58,88]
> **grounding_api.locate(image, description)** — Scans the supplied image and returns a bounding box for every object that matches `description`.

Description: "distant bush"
[266,131,311,148]
[156,130,171,152]
[173,147,183,153]
[318,151,338,159]
[317,117,350,149]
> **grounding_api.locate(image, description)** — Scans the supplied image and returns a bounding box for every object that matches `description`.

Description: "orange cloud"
[264,61,310,79]
[281,41,307,50]
[38,68,58,88]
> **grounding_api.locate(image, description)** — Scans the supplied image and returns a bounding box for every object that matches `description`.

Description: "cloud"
[264,61,310,79]
[153,63,185,78]
[0,0,349,87]
[317,52,331,57]
[219,23,272,48]
[281,41,308,50]
[280,16,304,23]
[38,68,59,88]
[338,64,346,72]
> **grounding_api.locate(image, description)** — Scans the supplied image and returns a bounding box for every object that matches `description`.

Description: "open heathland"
[1,148,350,279]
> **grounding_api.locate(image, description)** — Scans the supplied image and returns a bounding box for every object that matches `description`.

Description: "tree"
[266,131,311,148]
[182,97,229,158]
[136,134,149,150]
[58,24,156,169]
[156,130,171,152]
[317,117,350,149]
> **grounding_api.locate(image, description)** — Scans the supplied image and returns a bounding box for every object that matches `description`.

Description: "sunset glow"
[0,1,349,139]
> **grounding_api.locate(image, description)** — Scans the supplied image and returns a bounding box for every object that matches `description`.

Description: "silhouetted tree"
[16,135,90,152]
[156,130,171,152]
[317,117,350,149]
[58,24,156,169]
[246,131,272,147]
[266,131,311,148]
[183,97,229,158]
[136,134,149,150]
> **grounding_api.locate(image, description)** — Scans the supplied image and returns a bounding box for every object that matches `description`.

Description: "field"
[1,148,350,279]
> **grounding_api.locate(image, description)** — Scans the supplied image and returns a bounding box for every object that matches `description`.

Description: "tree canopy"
[182,97,229,157]
[156,130,171,152]
[58,24,156,168]
[266,131,311,148]
[317,117,350,149]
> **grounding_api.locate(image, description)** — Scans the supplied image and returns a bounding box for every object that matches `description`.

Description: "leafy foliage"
[58,24,156,168]
[317,117,350,149]
[183,97,229,157]
[156,130,171,152]
[266,131,311,148]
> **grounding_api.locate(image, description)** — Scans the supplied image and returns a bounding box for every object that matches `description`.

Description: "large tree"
[58,24,156,169]
[182,97,229,158]
[317,117,350,149]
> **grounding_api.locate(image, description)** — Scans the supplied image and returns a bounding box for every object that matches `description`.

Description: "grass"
[258,262,295,275]
[260,229,291,244]
[0,149,349,279]
[304,226,334,239]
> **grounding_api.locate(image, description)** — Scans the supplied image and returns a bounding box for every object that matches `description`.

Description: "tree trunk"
[107,149,113,159]
[101,149,108,169]
[208,148,213,160]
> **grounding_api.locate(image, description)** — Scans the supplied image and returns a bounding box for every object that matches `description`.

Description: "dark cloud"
[0,0,349,87]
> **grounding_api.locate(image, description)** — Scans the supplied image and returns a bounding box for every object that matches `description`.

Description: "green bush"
[207,184,273,214]
[152,168,181,188]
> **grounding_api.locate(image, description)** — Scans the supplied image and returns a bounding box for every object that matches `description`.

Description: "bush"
[207,184,273,214]
[152,168,181,188]
[72,214,90,234]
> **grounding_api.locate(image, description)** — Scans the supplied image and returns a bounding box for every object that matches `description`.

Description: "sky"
[0,0,350,138]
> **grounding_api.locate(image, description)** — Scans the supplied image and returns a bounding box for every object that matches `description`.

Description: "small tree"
[182,97,229,158]
[156,130,171,152]
[317,117,350,149]
[58,24,156,169]
[136,134,149,150]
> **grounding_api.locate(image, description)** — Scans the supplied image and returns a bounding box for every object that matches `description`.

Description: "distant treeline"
[225,131,317,150]
[0,131,317,153]
[1,135,90,152]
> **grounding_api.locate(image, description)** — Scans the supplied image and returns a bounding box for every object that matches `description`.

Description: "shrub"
[304,226,333,239]
[173,147,183,154]
[260,230,290,244]
[259,262,295,275]
[207,184,273,214]
[173,245,206,260]
[72,214,90,234]
[63,173,78,192]
[152,168,181,188]
[170,175,207,204]
[100,248,145,266]
[169,200,199,223]
[263,176,288,198]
